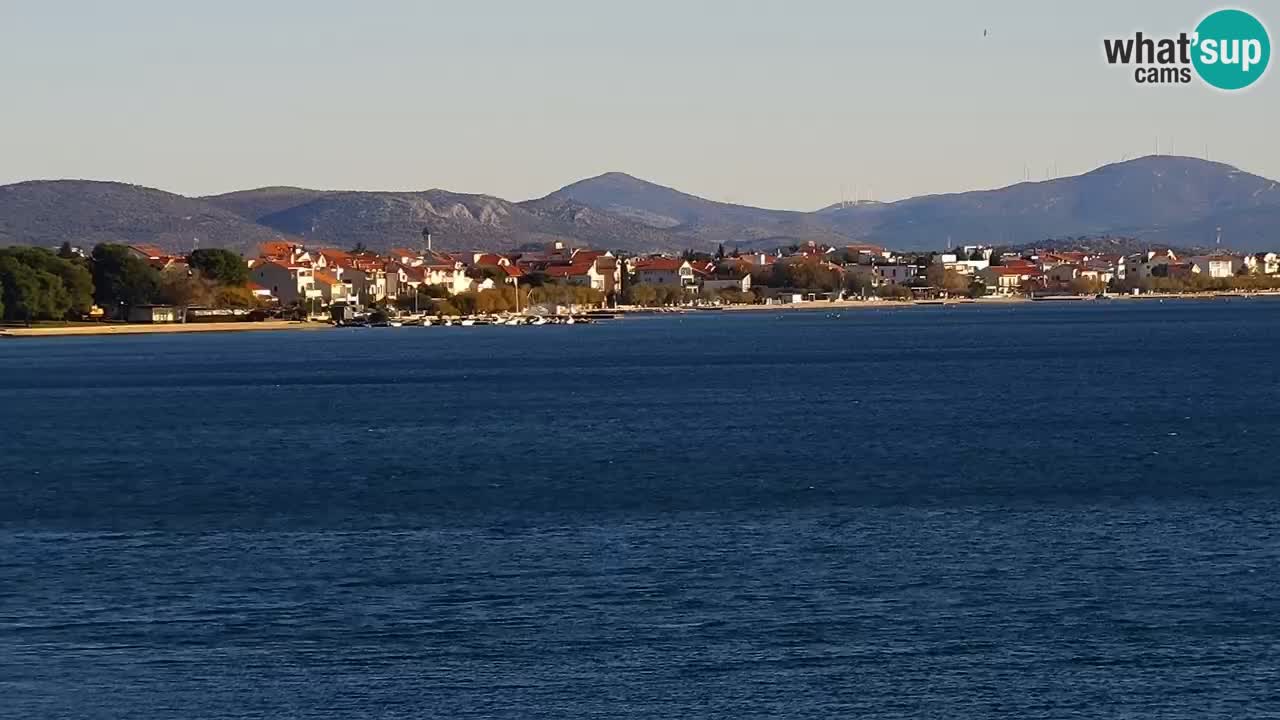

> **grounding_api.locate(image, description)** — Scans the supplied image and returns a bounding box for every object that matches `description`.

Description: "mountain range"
[2,156,1277,255]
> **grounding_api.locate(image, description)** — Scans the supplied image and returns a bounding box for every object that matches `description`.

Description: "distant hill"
[0,181,287,253]
[3,156,1279,255]
[1141,205,1280,253]
[204,188,685,253]
[527,172,851,247]
[816,156,1280,251]
[200,187,329,224]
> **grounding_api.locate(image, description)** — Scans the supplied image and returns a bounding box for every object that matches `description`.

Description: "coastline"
[0,320,330,339]
[714,292,1280,312]
[718,297,1027,312]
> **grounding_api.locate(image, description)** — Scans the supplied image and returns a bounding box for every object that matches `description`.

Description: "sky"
[1,0,1276,209]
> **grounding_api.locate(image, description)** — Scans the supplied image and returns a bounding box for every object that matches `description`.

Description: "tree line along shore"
[6,240,1280,335]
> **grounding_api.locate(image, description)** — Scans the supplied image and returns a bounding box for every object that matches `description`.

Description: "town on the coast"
[3,234,1280,330]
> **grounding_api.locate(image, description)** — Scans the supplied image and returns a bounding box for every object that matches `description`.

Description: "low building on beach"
[127,305,180,324]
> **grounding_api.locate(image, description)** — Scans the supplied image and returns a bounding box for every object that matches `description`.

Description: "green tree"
[431,298,461,316]
[1068,277,1105,296]
[0,257,41,323]
[466,266,507,283]
[942,269,970,296]
[924,263,945,292]
[156,272,217,307]
[91,244,160,311]
[35,270,72,320]
[627,283,658,307]
[214,285,257,309]
[843,270,876,297]
[876,283,913,301]
[189,248,249,286]
[1,246,93,317]
[0,256,69,324]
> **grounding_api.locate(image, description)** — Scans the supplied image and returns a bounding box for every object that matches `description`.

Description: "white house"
[312,271,352,304]
[702,274,752,293]
[420,262,473,295]
[977,266,1037,296]
[250,261,321,305]
[1122,250,1178,281]
[873,264,920,286]
[632,258,698,289]
[1188,255,1236,279]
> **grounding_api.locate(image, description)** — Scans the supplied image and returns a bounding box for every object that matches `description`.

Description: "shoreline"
[712,292,1280,312]
[5,292,1275,338]
[717,297,1025,312]
[0,320,330,339]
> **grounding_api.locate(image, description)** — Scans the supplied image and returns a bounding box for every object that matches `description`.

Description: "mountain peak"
[3,156,1278,255]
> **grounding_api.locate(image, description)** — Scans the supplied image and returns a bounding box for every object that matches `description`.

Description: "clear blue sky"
[1,0,1275,208]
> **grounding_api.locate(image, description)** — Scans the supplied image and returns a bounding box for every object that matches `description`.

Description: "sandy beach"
[0,320,330,339]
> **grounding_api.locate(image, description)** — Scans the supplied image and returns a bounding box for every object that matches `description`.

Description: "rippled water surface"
[3,302,1280,718]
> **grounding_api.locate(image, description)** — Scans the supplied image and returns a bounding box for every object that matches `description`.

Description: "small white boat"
[531,316,547,326]
[460,319,476,327]
[565,316,575,325]
[504,318,522,326]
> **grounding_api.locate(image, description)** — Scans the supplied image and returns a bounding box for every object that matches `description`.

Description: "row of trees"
[91,245,256,312]
[624,283,693,307]
[0,247,94,323]
[0,244,256,324]
[1111,273,1280,294]
[394,283,608,316]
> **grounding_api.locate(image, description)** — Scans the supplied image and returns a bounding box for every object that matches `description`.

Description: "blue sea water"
[3,301,1280,718]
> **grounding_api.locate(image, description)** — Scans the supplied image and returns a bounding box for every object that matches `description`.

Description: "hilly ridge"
[526,171,850,246]
[817,156,1280,249]
[1,156,1278,254]
[0,181,287,253]
[202,188,682,253]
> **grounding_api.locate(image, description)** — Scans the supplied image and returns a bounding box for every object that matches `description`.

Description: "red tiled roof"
[474,253,509,266]
[258,241,295,258]
[254,260,298,273]
[545,264,591,278]
[846,243,886,254]
[131,244,173,259]
[633,257,685,272]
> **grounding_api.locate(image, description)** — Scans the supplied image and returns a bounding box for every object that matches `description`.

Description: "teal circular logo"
[1193,9,1270,90]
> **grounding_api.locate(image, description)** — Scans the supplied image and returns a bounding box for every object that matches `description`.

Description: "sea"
[2,300,1280,719]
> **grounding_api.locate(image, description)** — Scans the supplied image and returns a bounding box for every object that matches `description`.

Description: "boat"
[460,319,476,327]
[531,316,547,326]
